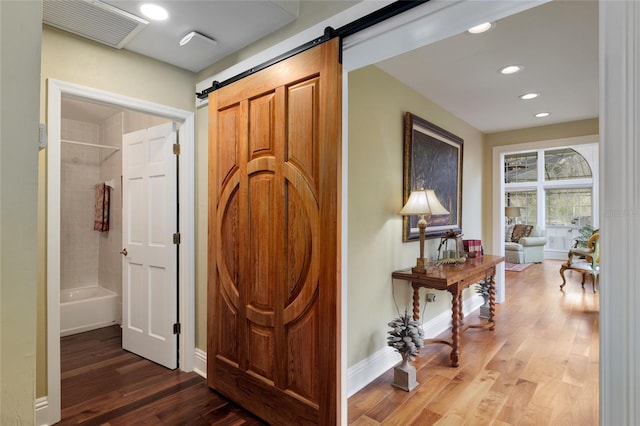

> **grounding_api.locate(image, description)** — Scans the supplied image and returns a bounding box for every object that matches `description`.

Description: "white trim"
[347,346,398,397]
[600,1,640,424]
[46,79,196,425]
[544,250,570,261]
[178,115,196,372]
[193,348,207,379]
[342,0,549,73]
[340,69,349,426]
[35,397,50,426]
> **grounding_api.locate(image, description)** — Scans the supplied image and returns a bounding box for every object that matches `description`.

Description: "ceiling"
[376,0,599,133]
[51,1,599,134]
[43,0,299,73]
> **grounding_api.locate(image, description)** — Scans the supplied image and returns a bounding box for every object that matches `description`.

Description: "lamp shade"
[505,206,521,217]
[399,190,429,215]
[424,189,450,215]
[399,189,450,216]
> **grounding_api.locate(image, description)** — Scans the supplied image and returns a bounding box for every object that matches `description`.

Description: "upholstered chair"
[504,224,547,264]
[560,230,600,293]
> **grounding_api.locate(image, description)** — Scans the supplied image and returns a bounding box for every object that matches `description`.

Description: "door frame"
[45,79,195,425]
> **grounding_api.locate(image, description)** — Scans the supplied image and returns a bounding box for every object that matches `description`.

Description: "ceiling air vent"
[43,0,148,49]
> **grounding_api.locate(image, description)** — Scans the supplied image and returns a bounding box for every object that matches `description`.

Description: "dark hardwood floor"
[59,260,598,425]
[59,326,266,425]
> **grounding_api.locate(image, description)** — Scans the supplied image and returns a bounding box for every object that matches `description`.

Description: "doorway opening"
[45,79,195,425]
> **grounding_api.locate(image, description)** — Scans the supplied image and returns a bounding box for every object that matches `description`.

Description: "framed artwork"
[402,112,463,242]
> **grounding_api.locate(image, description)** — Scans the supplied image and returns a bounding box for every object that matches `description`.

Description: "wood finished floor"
[59,326,266,425]
[348,260,599,425]
[58,260,598,425]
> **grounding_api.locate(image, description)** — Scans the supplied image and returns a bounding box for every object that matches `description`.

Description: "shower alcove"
[60,97,170,336]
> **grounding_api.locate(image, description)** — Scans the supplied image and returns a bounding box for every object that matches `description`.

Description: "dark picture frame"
[402,112,463,242]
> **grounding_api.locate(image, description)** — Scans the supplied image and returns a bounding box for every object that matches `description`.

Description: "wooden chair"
[560,230,600,292]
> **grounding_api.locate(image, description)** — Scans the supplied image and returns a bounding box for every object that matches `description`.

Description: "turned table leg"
[488,276,496,329]
[412,283,421,321]
[450,289,460,367]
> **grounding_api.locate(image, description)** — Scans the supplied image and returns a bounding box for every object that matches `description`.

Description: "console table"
[392,255,505,367]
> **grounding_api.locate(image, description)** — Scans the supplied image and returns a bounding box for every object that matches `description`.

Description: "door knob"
[120,248,128,256]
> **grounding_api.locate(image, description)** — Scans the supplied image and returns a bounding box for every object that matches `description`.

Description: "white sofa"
[505,224,547,264]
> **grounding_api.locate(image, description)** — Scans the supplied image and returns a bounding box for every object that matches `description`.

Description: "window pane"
[505,191,537,225]
[545,188,592,227]
[544,148,592,180]
[505,152,537,183]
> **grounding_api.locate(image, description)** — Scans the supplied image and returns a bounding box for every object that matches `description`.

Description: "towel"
[93,183,111,232]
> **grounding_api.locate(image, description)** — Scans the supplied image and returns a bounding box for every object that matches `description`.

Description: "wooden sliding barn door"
[207,38,341,425]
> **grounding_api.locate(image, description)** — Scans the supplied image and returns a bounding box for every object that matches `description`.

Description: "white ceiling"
[376,0,599,133]
[44,0,299,73]
[51,1,599,134]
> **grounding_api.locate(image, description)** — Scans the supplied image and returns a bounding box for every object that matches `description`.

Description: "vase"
[479,295,490,319]
[392,358,418,392]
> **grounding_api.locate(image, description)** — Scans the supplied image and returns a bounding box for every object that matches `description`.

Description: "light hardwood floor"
[59,259,598,425]
[347,259,599,425]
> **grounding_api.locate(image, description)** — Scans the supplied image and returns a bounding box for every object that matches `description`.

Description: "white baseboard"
[194,347,207,379]
[347,345,399,397]
[191,294,484,398]
[545,250,569,260]
[346,293,483,396]
[35,396,50,426]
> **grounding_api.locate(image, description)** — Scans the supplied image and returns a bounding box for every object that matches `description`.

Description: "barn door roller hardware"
[196,0,429,99]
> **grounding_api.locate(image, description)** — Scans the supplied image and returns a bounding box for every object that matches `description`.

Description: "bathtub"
[60,286,120,337]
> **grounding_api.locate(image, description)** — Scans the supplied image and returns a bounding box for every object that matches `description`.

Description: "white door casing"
[122,122,178,369]
[46,79,195,426]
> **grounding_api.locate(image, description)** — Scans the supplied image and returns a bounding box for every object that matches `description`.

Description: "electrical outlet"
[426,293,436,303]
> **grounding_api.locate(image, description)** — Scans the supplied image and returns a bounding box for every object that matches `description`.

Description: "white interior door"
[122,122,178,369]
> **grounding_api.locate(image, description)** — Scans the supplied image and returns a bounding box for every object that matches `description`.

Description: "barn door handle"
[120,248,128,256]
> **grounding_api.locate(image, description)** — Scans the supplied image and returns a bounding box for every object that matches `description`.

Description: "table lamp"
[400,189,449,273]
[505,206,521,225]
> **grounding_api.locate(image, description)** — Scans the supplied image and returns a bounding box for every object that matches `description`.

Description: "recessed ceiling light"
[140,4,168,21]
[520,93,539,100]
[535,112,550,118]
[468,22,494,34]
[499,65,523,75]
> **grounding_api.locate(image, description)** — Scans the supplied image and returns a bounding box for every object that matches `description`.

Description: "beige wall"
[347,65,485,367]
[1,1,42,423]
[41,27,195,118]
[38,26,196,398]
[485,118,599,147]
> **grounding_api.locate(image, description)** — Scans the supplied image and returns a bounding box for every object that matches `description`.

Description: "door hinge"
[173,323,181,335]
[173,143,180,155]
[173,232,181,244]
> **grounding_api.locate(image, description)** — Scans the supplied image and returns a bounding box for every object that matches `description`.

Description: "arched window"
[504,146,596,253]
[544,148,592,180]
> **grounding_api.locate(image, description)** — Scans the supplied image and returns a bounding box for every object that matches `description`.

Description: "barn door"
[207,39,341,425]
